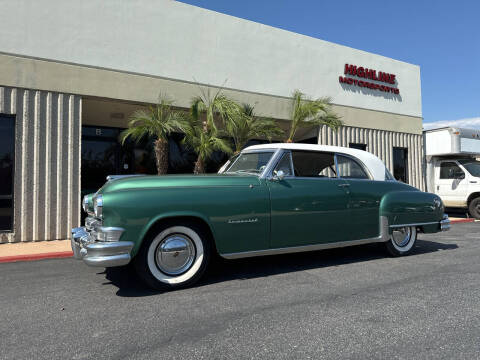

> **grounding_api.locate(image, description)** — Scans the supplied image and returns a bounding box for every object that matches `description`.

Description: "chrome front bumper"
[71,225,134,267]
[440,214,451,231]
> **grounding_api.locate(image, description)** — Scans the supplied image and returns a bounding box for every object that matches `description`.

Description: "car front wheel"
[134,222,211,290]
[384,226,417,256]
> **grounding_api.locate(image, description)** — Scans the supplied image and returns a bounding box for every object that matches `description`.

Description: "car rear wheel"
[134,222,211,290]
[468,197,480,219]
[384,226,417,256]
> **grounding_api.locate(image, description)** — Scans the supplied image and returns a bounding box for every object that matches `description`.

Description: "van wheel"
[384,226,417,256]
[469,197,480,219]
[134,222,211,290]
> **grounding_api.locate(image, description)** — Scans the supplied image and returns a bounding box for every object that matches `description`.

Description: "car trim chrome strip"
[390,221,438,228]
[389,214,449,230]
[220,216,389,259]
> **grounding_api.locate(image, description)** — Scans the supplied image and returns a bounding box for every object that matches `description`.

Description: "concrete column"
[0,86,81,243]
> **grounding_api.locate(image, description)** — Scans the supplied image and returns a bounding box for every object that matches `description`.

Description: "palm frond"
[287,90,342,141]
[210,136,233,155]
[221,102,284,152]
[181,114,233,162]
[121,95,187,145]
[242,103,255,117]
[190,96,207,121]
[120,126,145,145]
[250,118,284,139]
[190,86,243,136]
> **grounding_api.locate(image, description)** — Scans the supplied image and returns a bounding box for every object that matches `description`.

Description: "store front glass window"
[0,115,15,231]
[81,127,201,196]
[393,147,408,183]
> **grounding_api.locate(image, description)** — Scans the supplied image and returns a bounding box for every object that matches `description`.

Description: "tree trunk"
[194,157,205,174]
[154,138,169,175]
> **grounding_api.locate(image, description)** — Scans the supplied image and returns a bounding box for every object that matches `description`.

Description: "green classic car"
[72,143,450,290]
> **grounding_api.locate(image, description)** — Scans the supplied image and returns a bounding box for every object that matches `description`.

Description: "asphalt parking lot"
[0,223,479,360]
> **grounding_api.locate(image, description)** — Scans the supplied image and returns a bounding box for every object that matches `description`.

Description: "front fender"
[380,191,444,232]
[132,211,217,257]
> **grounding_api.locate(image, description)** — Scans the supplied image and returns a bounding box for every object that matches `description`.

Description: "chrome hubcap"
[155,234,196,275]
[392,227,412,247]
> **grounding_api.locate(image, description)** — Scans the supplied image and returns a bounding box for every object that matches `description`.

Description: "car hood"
[97,174,262,194]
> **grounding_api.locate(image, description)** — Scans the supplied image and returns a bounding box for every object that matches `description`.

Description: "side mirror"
[273,170,285,181]
[455,171,465,180]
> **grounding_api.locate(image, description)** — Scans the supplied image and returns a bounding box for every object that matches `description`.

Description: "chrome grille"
[85,216,101,232]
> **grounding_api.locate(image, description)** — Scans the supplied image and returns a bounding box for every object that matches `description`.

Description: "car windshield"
[458,159,480,177]
[224,151,274,175]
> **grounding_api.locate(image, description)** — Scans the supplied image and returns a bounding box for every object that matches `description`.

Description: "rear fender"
[380,191,444,233]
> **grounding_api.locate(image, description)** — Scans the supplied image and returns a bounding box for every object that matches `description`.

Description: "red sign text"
[339,63,400,94]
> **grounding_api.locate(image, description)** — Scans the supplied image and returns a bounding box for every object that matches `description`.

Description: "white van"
[424,127,480,219]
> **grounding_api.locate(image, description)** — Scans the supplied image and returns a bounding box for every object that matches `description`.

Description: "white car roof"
[243,143,389,181]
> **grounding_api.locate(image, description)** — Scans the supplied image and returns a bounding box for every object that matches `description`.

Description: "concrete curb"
[449,218,476,224]
[0,251,73,264]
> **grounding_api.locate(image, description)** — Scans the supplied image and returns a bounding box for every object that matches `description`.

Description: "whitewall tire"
[385,226,417,256]
[134,222,211,290]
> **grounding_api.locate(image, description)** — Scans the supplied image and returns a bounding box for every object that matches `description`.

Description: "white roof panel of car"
[243,143,389,181]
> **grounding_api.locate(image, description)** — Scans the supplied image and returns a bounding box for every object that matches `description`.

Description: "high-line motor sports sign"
[339,64,400,94]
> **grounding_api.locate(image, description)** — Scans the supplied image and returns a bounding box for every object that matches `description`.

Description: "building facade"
[0,0,424,242]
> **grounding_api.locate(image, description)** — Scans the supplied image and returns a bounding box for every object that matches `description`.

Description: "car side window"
[336,154,369,179]
[440,162,464,179]
[290,151,337,178]
[273,152,294,176]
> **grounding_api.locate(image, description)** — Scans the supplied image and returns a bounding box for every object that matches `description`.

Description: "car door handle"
[338,183,350,188]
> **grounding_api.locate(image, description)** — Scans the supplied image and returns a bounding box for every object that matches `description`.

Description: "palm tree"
[120,96,187,175]
[187,86,242,172]
[286,90,342,143]
[226,103,284,153]
[190,86,242,133]
[181,116,233,174]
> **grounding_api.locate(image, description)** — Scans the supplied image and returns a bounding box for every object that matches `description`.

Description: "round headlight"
[82,195,89,213]
[93,195,103,218]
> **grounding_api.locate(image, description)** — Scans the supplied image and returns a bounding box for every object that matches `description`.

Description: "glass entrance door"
[0,115,15,231]
[82,138,118,194]
[393,147,408,183]
[82,127,125,196]
[81,126,134,221]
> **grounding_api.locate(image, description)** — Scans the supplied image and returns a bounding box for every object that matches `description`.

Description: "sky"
[178,0,479,129]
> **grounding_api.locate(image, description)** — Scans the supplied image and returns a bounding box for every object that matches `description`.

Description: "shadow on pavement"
[104,239,458,297]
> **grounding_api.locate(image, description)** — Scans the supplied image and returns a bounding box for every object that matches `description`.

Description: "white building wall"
[0,0,421,118]
[0,86,81,243]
